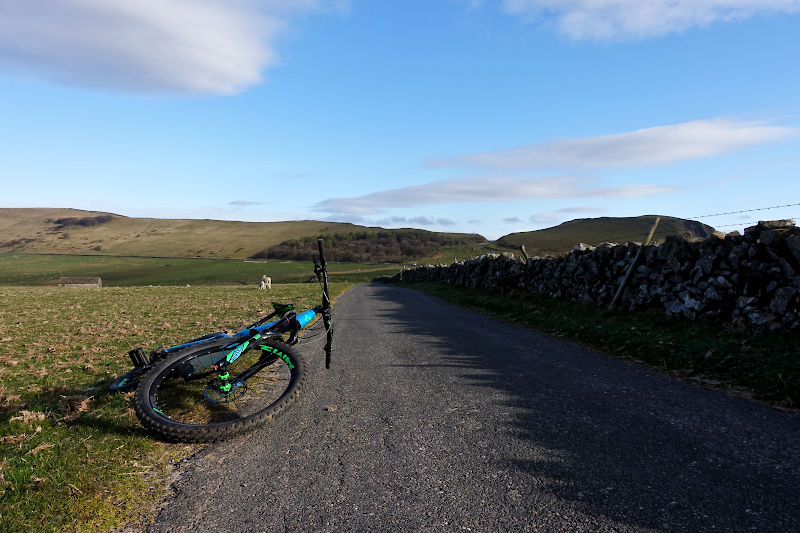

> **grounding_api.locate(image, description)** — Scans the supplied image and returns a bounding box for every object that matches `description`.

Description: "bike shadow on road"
[368,282,800,532]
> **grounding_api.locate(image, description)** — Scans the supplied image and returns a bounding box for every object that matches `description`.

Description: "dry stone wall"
[390,221,800,332]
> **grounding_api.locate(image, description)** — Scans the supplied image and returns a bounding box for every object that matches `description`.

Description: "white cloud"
[429,119,794,172]
[0,0,343,94]
[503,217,522,223]
[529,212,560,224]
[325,214,456,228]
[229,200,264,206]
[313,176,678,215]
[502,0,800,40]
[373,215,456,227]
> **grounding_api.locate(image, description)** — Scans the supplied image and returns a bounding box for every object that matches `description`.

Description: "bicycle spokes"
[150,347,293,426]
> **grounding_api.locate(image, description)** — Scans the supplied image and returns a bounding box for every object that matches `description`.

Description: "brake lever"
[313,259,323,282]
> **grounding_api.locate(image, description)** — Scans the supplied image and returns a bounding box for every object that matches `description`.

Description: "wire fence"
[613,202,800,244]
[685,202,799,232]
[690,202,800,219]
[712,218,800,229]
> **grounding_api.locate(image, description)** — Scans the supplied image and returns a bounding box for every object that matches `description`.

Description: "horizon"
[4,205,749,243]
[1,1,799,241]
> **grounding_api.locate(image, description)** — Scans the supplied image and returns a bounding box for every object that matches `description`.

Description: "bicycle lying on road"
[110,239,333,443]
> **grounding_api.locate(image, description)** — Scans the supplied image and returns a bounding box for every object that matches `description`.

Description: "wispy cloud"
[313,176,678,215]
[326,214,456,228]
[502,0,800,40]
[229,200,264,207]
[429,119,794,172]
[529,212,560,224]
[0,1,345,94]
[374,215,456,227]
[501,208,600,229]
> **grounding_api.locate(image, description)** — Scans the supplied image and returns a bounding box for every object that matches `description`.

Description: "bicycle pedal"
[149,349,166,364]
[128,347,148,368]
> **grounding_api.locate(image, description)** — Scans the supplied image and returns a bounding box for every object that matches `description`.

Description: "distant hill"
[496,215,716,257]
[0,209,718,263]
[256,229,487,263]
[0,208,487,262]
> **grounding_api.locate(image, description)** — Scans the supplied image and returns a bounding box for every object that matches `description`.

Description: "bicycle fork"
[211,339,288,396]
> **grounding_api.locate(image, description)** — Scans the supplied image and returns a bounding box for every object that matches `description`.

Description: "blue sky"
[1,0,798,239]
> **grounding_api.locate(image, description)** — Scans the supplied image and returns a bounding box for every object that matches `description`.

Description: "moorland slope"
[0,208,488,261]
[496,215,716,256]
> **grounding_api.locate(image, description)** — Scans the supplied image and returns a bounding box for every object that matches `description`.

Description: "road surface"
[148,282,800,532]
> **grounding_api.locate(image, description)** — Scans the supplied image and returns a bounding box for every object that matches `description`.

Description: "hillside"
[0,209,718,263]
[496,215,715,257]
[255,229,488,263]
[0,208,487,262]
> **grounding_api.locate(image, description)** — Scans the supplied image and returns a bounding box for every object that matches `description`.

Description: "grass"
[399,282,800,409]
[0,282,350,532]
[0,253,400,286]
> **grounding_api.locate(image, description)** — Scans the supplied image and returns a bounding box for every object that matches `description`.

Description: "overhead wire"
[690,203,800,219]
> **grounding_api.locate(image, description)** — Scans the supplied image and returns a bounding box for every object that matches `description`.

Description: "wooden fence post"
[608,216,661,310]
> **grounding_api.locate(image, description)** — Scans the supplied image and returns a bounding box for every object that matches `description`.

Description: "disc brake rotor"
[203,380,247,404]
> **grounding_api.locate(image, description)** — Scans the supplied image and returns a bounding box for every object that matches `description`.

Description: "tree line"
[52,215,115,227]
[251,230,485,263]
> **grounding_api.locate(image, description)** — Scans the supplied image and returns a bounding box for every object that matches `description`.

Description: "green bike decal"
[226,341,250,363]
[259,345,295,369]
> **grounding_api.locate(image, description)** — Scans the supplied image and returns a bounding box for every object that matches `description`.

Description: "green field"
[0,283,350,532]
[0,253,400,286]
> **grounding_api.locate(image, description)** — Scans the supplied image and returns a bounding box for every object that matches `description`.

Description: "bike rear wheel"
[133,340,304,442]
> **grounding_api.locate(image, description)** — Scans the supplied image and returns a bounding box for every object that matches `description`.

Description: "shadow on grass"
[369,282,800,532]
[68,412,152,439]
[0,377,150,438]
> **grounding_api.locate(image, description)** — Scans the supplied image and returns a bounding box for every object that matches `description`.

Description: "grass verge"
[399,282,800,409]
[0,282,350,532]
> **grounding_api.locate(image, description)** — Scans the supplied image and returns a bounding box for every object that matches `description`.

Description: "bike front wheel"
[134,340,305,442]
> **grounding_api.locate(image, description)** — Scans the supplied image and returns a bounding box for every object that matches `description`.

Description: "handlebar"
[317,238,333,368]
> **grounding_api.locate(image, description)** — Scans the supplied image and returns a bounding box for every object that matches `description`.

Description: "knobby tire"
[133,340,305,443]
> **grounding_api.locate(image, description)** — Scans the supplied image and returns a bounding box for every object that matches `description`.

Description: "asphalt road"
[148,283,800,532]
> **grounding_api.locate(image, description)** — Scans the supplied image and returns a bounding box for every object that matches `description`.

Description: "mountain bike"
[110,239,333,443]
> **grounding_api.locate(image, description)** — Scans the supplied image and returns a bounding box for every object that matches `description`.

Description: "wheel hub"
[203,380,247,404]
